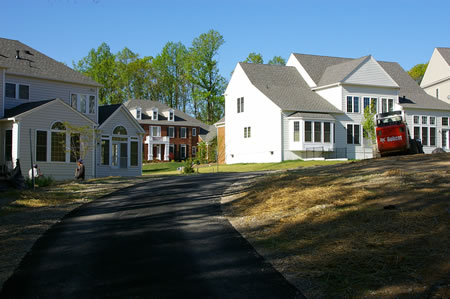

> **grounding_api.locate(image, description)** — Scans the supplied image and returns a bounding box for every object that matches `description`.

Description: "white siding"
[344,57,399,88]
[96,107,143,177]
[316,86,343,111]
[17,101,95,180]
[343,85,400,112]
[421,48,450,88]
[225,64,283,164]
[4,74,98,123]
[403,108,450,153]
[423,80,450,104]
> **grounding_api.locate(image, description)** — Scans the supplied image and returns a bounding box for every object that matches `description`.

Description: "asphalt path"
[1,173,303,299]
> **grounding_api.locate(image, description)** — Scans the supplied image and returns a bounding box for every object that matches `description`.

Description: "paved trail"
[1,173,303,298]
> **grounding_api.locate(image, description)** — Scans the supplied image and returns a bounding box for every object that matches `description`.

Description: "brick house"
[124,99,213,161]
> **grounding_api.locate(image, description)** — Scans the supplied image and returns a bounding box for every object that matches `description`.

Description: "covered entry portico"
[145,136,170,161]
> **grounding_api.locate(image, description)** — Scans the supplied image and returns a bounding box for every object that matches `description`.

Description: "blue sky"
[2,0,449,80]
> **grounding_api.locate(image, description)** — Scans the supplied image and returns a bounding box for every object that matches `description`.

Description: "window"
[347,124,360,145]
[70,133,80,163]
[346,96,359,113]
[422,127,428,146]
[152,109,158,120]
[169,110,174,121]
[244,127,251,138]
[413,127,420,140]
[5,83,15,98]
[430,117,436,125]
[305,121,312,142]
[5,83,29,100]
[237,97,244,113]
[168,127,175,138]
[314,122,321,143]
[293,121,300,142]
[192,146,197,157]
[5,130,12,161]
[363,97,370,111]
[324,122,331,143]
[180,127,187,138]
[192,128,197,137]
[413,116,420,125]
[443,117,449,126]
[101,138,110,165]
[436,88,439,98]
[151,126,161,137]
[388,99,394,112]
[113,126,127,135]
[36,131,47,162]
[130,141,138,166]
[422,116,427,125]
[381,98,387,113]
[346,96,353,113]
[371,98,378,113]
[430,127,436,146]
[51,122,66,162]
[180,144,186,159]
[136,107,142,120]
[80,95,87,113]
[169,144,174,155]
[71,93,95,114]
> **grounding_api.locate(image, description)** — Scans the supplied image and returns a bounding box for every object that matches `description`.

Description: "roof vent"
[15,50,20,59]
[24,50,34,56]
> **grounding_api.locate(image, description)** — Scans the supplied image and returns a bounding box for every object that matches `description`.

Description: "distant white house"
[0,38,144,179]
[421,47,450,104]
[223,53,450,163]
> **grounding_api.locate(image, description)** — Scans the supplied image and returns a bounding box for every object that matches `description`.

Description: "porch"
[145,136,170,161]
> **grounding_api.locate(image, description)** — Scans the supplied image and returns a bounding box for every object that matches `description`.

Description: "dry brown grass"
[223,153,450,298]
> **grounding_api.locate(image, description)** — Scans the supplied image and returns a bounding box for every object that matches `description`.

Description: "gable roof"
[124,99,210,130]
[436,47,450,65]
[0,38,101,87]
[98,104,121,125]
[379,61,450,111]
[318,56,370,86]
[239,62,342,113]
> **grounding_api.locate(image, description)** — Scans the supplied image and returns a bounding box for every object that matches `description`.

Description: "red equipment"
[375,111,421,156]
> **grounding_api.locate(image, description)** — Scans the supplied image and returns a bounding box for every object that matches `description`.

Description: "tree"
[362,103,377,144]
[63,122,99,163]
[186,30,226,124]
[73,43,119,105]
[408,63,428,85]
[268,56,286,66]
[244,52,264,64]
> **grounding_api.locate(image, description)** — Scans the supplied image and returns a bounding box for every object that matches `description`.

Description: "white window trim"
[152,108,159,120]
[413,115,437,147]
[50,121,70,163]
[70,93,96,115]
[136,107,142,120]
[442,116,450,127]
[302,120,333,144]
[192,127,197,137]
[346,95,360,114]
[6,82,30,100]
[346,123,361,145]
[100,136,111,166]
[181,127,187,139]
[168,109,174,121]
[35,129,49,163]
[151,126,161,137]
[180,144,187,159]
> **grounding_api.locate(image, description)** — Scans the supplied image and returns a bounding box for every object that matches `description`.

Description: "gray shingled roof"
[3,100,53,118]
[124,99,210,130]
[436,47,450,65]
[379,61,450,111]
[0,38,101,87]
[318,56,370,86]
[239,63,342,113]
[199,125,217,143]
[98,104,121,125]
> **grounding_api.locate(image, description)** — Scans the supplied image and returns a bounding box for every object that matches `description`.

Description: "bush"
[183,159,195,174]
[25,175,54,188]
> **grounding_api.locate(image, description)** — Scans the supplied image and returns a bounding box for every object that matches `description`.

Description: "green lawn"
[142,160,347,176]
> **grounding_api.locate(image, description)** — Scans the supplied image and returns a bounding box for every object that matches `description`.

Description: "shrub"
[183,159,195,174]
[25,175,54,188]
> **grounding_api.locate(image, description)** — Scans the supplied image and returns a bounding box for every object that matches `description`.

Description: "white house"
[0,38,144,179]
[421,47,450,104]
[223,53,450,163]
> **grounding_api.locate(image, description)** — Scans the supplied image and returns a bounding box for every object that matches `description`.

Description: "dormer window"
[169,110,174,121]
[151,108,158,120]
[136,107,142,120]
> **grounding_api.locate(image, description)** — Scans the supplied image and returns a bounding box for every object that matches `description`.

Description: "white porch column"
[146,136,153,161]
[164,142,170,161]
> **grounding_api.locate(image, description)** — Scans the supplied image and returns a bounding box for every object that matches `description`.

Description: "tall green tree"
[408,63,428,84]
[186,30,226,124]
[74,43,118,104]
[244,52,264,64]
[268,56,286,66]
